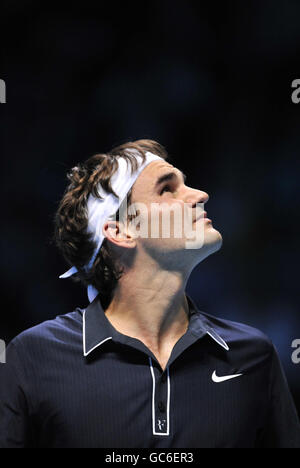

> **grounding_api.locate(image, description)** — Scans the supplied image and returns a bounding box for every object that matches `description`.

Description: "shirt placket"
[149,357,170,436]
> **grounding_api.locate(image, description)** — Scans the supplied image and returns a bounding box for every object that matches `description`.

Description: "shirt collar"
[83,293,229,357]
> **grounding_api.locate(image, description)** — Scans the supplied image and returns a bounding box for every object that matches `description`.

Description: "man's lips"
[193,211,209,222]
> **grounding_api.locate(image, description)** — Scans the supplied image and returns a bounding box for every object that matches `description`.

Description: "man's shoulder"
[9,307,84,352]
[200,310,274,356]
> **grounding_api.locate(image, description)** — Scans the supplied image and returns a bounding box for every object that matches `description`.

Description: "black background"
[0,1,299,414]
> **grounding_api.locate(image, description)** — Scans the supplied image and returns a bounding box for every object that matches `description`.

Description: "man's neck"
[104,265,190,362]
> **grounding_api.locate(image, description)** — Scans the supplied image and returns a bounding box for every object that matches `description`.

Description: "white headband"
[59,150,163,303]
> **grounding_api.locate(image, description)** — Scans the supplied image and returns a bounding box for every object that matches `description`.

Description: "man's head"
[103,158,222,275]
[54,139,222,307]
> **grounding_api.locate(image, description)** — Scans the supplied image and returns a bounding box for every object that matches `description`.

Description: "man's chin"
[207,229,223,252]
[211,234,223,253]
[183,228,223,251]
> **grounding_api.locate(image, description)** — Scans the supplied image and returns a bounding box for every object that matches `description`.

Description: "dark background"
[0,1,299,414]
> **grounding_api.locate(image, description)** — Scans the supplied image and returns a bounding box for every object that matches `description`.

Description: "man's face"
[126,160,223,269]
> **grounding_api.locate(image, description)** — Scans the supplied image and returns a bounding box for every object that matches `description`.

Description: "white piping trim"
[206,330,229,351]
[149,357,170,436]
[83,309,113,357]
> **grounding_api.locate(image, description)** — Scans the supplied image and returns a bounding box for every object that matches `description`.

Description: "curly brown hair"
[53,139,168,309]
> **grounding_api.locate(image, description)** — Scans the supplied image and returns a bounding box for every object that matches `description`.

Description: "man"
[0,139,299,448]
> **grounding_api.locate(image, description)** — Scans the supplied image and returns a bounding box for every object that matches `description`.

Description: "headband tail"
[87,284,99,303]
[59,266,78,278]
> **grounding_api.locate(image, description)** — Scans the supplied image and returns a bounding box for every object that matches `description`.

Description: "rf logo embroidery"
[157,419,166,431]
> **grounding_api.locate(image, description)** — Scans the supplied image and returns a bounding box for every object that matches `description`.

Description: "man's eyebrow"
[154,170,187,188]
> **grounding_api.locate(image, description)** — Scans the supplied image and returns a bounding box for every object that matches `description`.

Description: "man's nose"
[185,189,209,206]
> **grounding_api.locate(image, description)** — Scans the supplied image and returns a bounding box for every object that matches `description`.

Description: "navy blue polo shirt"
[0,294,299,448]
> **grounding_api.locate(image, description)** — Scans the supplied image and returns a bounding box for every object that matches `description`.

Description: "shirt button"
[158,401,166,413]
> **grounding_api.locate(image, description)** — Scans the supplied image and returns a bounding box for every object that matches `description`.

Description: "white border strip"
[83,309,112,356]
[149,357,170,436]
[206,330,229,351]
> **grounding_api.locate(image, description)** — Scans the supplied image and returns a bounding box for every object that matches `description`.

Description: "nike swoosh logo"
[212,370,243,383]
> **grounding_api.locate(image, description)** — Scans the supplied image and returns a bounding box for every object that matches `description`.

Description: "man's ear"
[102,220,136,249]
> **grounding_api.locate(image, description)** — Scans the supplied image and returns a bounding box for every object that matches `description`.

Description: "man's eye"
[160,185,171,195]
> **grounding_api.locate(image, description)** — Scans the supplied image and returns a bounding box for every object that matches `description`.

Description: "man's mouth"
[193,211,208,222]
